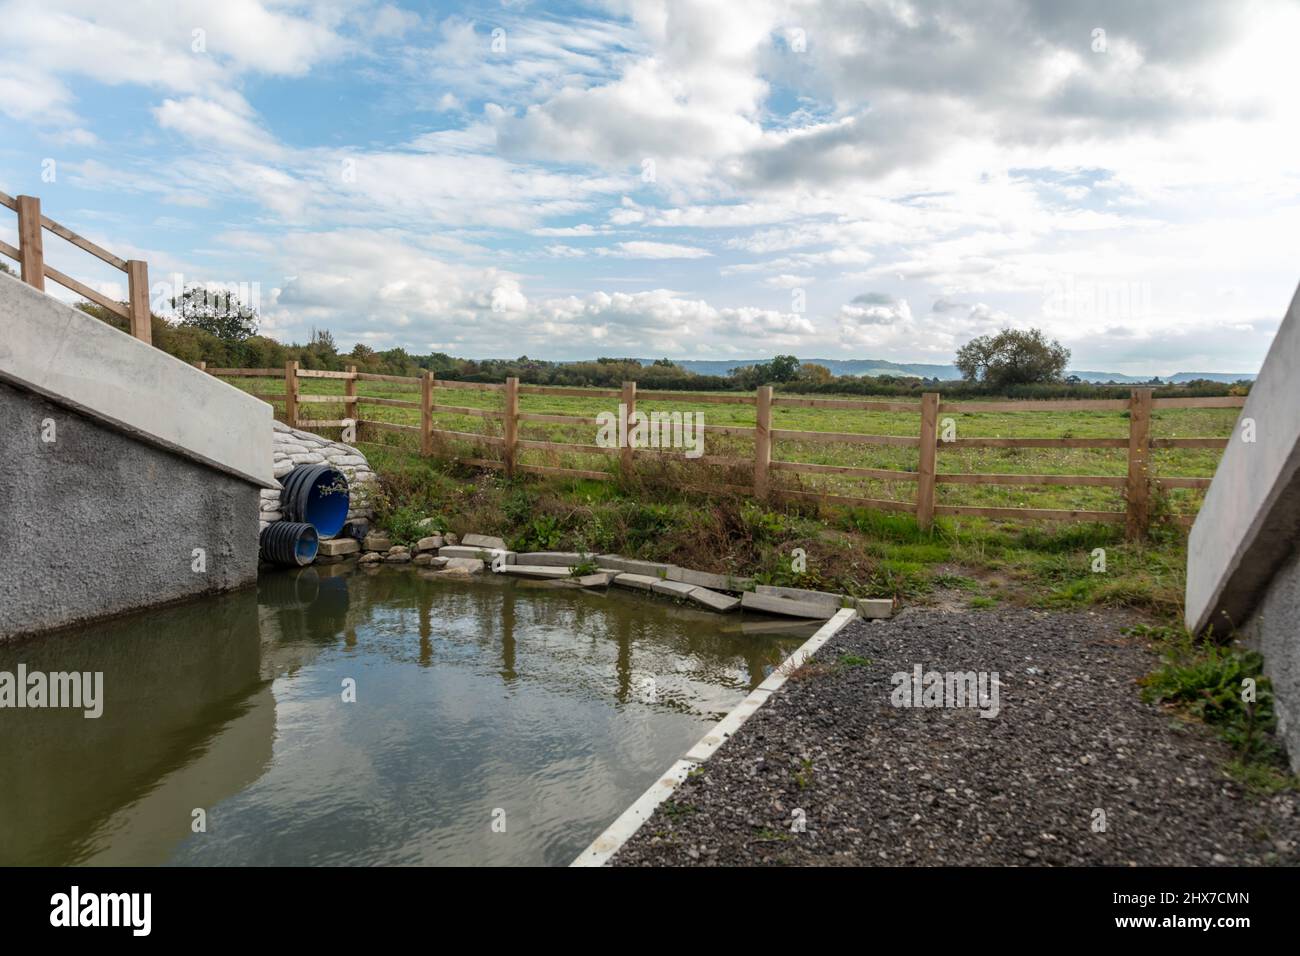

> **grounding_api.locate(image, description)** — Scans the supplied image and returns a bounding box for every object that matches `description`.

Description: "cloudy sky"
[2,0,1297,374]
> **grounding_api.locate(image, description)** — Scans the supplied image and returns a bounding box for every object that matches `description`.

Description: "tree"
[172,284,258,341]
[796,362,833,385]
[955,328,1069,389]
[730,354,801,388]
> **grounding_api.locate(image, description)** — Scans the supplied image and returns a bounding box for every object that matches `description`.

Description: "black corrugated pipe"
[280,464,350,539]
[260,521,319,567]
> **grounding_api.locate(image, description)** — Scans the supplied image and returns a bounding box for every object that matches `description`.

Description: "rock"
[384,553,412,564]
[416,535,444,552]
[576,572,616,588]
[434,566,474,580]
[363,533,392,552]
[463,533,508,551]
[413,554,433,566]
[442,557,485,573]
[386,545,410,556]
[358,552,381,564]
[444,533,459,545]
[318,538,359,557]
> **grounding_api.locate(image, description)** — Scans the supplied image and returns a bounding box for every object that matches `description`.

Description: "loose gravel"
[611,607,1300,866]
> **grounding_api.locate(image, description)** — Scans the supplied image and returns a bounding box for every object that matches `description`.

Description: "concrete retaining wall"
[1185,279,1300,770]
[0,382,260,638]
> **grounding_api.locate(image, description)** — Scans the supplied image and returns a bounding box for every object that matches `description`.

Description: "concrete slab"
[612,573,659,591]
[499,565,571,579]
[462,533,508,551]
[515,551,594,567]
[856,598,893,619]
[666,567,753,591]
[650,579,698,599]
[755,584,846,614]
[741,590,836,619]
[598,555,671,577]
[438,545,515,564]
[685,587,740,613]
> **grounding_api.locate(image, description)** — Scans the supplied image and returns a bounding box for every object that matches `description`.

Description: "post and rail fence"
[200,363,1246,540]
[0,190,152,343]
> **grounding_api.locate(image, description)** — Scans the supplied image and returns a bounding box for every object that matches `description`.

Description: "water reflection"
[0,566,811,866]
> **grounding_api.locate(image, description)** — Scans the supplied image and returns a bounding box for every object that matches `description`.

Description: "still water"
[0,565,810,866]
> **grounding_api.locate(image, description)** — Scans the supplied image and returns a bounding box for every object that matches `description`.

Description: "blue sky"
[2,0,1298,374]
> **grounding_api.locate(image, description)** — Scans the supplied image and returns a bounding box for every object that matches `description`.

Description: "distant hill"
[637,358,1255,384]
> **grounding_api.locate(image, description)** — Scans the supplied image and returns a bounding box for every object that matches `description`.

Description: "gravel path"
[611,608,1300,866]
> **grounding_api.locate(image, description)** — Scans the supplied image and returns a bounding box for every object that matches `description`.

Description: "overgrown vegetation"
[1136,625,1295,791]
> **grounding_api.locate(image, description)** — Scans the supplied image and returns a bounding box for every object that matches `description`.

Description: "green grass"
[1136,624,1295,790]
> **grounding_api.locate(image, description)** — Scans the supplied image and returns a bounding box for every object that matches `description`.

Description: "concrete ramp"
[0,271,275,638]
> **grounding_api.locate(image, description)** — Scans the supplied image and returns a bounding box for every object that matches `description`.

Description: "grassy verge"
[353,437,1189,618]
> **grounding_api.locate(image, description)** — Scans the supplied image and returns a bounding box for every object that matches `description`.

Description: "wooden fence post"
[284,360,299,428]
[754,385,773,499]
[344,364,357,441]
[916,391,940,530]
[16,195,44,291]
[1126,388,1153,540]
[194,360,206,372]
[620,380,636,480]
[125,259,151,345]
[504,376,519,477]
[421,371,434,456]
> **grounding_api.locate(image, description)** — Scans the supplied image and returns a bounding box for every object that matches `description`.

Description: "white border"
[570,607,860,867]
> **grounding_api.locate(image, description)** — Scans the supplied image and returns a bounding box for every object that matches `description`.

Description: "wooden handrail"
[0,190,151,344]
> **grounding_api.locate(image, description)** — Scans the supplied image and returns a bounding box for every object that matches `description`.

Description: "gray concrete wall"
[0,271,273,488]
[1186,280,1300,634]
[1241,546,1300,771]
[0,382,260,639]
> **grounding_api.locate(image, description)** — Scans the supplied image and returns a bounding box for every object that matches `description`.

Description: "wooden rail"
[204,366,1244,540]
[1,190,152,343]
